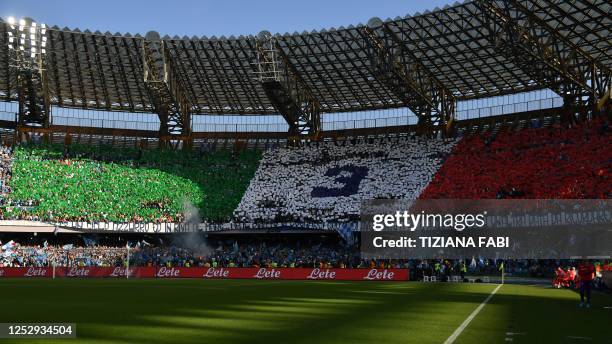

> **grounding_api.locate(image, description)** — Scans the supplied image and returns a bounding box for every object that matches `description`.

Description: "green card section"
[6,144,261,223]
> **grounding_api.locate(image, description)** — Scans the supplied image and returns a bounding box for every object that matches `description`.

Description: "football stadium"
[0,0,610,343]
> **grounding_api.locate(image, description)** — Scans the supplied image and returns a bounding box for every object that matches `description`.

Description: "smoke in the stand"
[170,231,213,256]
[169,199,212,256]
[182,198,201,225]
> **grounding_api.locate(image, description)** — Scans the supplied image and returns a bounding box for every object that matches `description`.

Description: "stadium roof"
[0,0,609,115]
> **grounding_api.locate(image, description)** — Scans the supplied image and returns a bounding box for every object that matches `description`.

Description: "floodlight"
[6,18,55,66]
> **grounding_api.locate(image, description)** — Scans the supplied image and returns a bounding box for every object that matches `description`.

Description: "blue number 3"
[311,165,369,197]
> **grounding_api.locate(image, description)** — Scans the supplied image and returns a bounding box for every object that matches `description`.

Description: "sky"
[0,0,455,37]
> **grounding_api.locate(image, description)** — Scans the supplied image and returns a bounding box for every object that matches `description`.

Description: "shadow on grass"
[0,279,496,344]
[1,280,610,344]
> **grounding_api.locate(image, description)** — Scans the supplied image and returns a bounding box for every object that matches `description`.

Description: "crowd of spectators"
[0,237,369,269]
[0,116,607,225]
[0,145,12,197]
[2,143,260,223]
[421,117,611,199]
[1,244,127,268]
[235,136,457,223]
[3,235,606,283]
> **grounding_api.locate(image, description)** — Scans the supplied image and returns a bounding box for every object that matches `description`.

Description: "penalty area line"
[443,283,503,344]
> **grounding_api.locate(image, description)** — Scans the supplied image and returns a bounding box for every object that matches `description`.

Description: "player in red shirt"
[577,260,596,308]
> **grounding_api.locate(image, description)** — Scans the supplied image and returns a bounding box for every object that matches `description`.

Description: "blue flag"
[336,223,357,246]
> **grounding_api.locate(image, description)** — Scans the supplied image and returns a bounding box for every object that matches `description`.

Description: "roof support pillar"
[254,32,321,146]
[143,31,192,150]
[363,19,456,137]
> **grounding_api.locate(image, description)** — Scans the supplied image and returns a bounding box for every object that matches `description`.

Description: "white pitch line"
[443,284,503,344]
[505,332,526,336]
[567,336,592,341]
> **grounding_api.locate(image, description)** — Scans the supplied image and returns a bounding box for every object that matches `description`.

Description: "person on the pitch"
[577,260,595,308]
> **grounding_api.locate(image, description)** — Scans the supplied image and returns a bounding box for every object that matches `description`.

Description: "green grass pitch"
[0,279,610,343]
